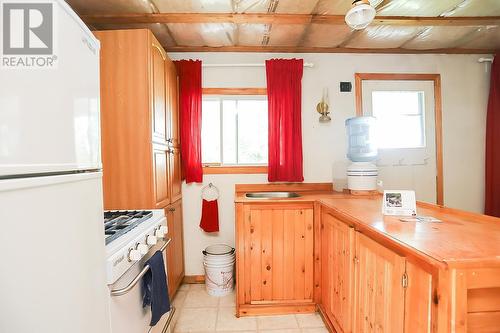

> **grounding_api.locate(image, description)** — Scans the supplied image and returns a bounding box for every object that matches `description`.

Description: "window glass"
[222,100,237,164]
[372,91,425,149]
[237,100,268,164]
[201,99,221,164]
[202,97,268,165]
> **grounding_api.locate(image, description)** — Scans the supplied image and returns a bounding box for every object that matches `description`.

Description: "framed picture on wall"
[382,190,417,216]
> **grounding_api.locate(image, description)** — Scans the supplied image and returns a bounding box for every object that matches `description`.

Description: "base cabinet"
[236,203,315,316]
[166,199,184,298]
[320,212,354,333]
[404,262,434,333]
[320,208,434,333]
[354,232,406,333]
[235,194,500,333]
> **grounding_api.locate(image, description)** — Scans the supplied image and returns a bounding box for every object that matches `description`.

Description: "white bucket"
[203,244,235,297]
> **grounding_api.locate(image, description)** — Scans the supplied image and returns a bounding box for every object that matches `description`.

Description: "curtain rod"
[478,57,494,63]
[202,62,314,68]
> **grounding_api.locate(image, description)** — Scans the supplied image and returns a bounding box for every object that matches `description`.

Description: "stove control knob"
[128,249,141,261]
[159,226,168,235]
[146,235,157,246]
[155,228,164,239]
[137,243,149,255]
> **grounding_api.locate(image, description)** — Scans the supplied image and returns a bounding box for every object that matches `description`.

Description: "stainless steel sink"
[245,192,301,199]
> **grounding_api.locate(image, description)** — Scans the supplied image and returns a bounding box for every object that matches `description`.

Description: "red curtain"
[486,55,500,216]
[266,59,304,182]
[174,60,203,183]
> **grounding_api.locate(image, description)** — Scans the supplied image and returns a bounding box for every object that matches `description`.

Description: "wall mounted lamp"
[317,88,331,123]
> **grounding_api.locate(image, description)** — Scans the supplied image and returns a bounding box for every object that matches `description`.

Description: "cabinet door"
[243,205,314,304]
[169,147,182,202]
[321,212,354,333]
[166,200,184,297]
[165,60,180,147]
[404,262,434,333]
[153,146,170,208]
[151,42,166,143]
[354,232,406,333]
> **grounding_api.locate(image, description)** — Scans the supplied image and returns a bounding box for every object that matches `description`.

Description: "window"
[201,96,268,166]
[371,91,425,149]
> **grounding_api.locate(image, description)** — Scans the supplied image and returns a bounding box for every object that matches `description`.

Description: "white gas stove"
[104,209,174,333]
[104,209,167,284]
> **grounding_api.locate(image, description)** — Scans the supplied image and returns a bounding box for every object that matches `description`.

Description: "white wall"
[168,52,491,276]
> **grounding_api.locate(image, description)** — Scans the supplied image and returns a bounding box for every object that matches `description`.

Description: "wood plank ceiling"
[66,0,500,53]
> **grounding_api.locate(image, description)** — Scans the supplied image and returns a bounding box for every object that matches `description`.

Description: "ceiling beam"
[81,13,500,27]
[371,16,500,27]
[83,13,313,25]
[165,45,494,54]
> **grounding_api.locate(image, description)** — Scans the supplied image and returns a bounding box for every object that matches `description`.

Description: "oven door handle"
[110,238,171,297]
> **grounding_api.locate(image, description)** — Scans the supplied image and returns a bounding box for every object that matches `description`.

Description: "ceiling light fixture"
[345,0,377,30]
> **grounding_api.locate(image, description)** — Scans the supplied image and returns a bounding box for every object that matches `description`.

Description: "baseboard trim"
[317,304,339,333]
[183,275,205,284]
[237,303,316,317]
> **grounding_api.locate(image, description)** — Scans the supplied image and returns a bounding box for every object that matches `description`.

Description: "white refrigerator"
[0,1,111,332]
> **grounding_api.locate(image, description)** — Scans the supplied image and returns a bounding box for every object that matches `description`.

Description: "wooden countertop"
[235,190,500,268]
[320,197,500,268]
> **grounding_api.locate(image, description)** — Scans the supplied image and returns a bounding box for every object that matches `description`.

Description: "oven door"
[108,239,174,333]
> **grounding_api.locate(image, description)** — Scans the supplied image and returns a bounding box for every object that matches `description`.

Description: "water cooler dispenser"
[345,116,378,191]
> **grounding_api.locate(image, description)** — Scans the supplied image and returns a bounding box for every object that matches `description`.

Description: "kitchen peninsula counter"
[235,183,500,332]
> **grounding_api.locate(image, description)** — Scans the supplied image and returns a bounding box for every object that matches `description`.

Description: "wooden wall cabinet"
[153,144,170,208]
[151,40,167,144]
[95,29,184,296]
[169,147,182,203]
[165,60,180,148]
[236,203,316,316]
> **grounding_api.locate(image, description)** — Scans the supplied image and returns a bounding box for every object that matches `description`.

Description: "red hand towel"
[200,199,219,232]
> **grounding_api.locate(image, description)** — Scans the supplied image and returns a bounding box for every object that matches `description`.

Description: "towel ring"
[201,183,220,200]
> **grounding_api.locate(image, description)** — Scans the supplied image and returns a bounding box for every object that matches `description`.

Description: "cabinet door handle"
[169,208,176,212]
[354,256,359,264]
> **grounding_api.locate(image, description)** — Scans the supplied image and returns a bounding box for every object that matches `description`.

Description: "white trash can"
[203,244,235,297]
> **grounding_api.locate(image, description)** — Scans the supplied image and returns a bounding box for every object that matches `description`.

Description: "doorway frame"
[354,73,444,206]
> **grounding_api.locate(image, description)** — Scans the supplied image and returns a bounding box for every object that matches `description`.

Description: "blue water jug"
[345,116,378,162]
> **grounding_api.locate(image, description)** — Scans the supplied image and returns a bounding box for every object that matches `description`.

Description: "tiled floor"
[171,284,328,333]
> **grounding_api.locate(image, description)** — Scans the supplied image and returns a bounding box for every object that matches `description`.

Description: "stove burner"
[103,210,153,245]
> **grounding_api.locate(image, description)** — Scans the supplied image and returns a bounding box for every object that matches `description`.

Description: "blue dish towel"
[142,251,171,326]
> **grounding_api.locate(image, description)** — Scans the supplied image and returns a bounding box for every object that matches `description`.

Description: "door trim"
[354,73,444,206]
